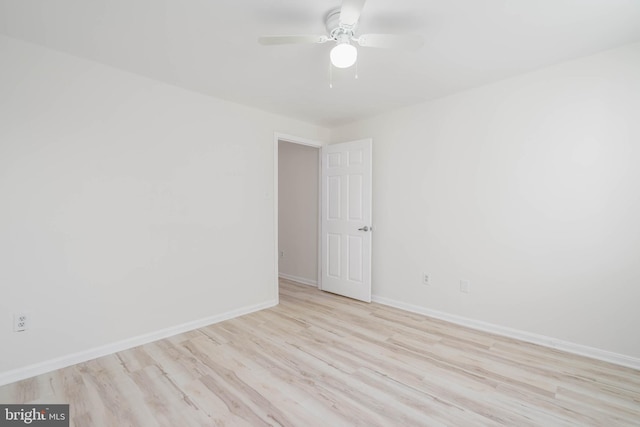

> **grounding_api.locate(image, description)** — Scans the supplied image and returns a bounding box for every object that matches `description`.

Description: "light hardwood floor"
[1,279,639,426]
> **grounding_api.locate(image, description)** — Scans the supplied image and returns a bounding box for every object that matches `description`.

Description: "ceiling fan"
[258,0,423,69]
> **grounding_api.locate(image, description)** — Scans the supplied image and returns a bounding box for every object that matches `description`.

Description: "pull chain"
[355,60,359,80]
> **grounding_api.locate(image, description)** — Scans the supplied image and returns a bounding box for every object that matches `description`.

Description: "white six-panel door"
[321,139,372,302]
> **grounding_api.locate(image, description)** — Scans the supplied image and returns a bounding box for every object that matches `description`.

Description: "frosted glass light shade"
[330,43,357,68]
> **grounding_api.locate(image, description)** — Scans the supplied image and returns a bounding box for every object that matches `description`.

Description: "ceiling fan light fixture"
[330,42,358,68]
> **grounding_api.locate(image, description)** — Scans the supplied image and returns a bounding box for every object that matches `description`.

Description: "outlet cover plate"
[13,313,28,332]
[460,280,471,293]
[423,273,431,285]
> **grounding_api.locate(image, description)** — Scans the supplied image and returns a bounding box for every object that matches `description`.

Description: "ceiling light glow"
[330,43,357,68]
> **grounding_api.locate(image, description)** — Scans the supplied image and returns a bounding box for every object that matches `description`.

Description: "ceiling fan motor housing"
[326,9,357,40]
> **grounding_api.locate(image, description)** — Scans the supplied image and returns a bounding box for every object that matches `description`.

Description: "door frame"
[273,132,324,304]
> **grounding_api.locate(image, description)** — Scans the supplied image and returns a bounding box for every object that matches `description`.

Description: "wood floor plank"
[1,278,639,426]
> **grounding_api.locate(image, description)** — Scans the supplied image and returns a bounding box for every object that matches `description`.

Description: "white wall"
[331,42,640,361]
[278,141,319,284]
[0,35,329,380]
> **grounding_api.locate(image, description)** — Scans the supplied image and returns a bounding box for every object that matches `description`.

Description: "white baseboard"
[279,273,317,287]
[372,295,640,371]
[0,299,277,387]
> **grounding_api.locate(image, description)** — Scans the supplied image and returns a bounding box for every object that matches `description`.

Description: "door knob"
[358,226,370,232]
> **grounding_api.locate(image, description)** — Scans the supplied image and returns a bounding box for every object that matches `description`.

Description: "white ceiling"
[1,0,640,127]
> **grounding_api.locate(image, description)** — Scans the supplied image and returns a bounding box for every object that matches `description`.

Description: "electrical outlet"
[460,280,471,294]
[13,313,28,332]
[422,272,431,285]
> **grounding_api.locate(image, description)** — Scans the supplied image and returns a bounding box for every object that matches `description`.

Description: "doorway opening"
[274,134,323,302]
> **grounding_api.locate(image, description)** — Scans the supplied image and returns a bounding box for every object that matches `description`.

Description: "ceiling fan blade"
[258,35,329,45]
[340,0,367,27]
[356,34,424,50]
